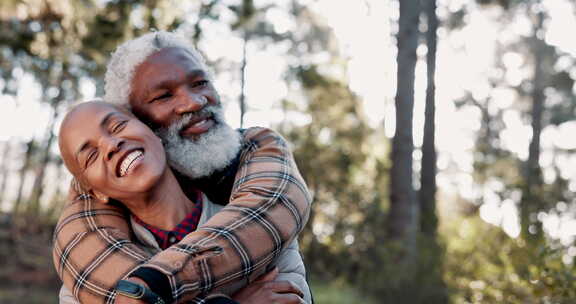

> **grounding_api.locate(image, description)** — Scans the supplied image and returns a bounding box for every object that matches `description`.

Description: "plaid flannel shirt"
[52,127,312,303]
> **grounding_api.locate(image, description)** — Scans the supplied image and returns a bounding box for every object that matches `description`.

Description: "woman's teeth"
[120,150,143,177]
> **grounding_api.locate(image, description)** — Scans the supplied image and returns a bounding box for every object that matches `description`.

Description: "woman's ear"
[72,177,110,204]
[90,189,110,204]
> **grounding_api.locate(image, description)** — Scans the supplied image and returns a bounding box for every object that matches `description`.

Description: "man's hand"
[232,268,305,304]
[114,277,148,304]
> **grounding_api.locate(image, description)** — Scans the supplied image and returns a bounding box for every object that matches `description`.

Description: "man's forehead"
[132,48,207,97]
[143,47,203,68]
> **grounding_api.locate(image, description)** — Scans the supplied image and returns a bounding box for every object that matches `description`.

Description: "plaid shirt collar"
[133,190,203,250]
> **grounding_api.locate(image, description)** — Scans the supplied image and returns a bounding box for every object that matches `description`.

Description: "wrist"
[130,267,172,303]
[116,280,165,304]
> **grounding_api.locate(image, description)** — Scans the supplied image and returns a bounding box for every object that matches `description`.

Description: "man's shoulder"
[238,127,288,148]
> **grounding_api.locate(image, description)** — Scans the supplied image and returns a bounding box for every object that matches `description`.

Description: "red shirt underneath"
[133,190,203,250]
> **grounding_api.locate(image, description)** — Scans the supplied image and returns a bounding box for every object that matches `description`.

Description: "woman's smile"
[118,149,144,177]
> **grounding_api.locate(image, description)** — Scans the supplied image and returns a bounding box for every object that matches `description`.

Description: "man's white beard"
[155,105,242,179]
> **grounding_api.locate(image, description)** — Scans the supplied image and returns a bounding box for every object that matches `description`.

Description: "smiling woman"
[57,101,174,215]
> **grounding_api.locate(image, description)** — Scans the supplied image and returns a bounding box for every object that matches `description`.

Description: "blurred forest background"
[1,0,576,303]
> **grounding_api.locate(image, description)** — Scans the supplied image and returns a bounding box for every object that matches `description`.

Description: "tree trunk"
[27,112,57,214]
[419,0,438,236]
[192,0,219,46]
[419,1,449,302]
[13,140,35,214]
[0,141,11,207]
[239,31,248,128]
[521,9,545,241]
[43,161,67,220]
[387,0,420,250]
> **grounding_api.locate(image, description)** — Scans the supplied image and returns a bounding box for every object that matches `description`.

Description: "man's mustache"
[156,105,223,140]
[179,105,221,129]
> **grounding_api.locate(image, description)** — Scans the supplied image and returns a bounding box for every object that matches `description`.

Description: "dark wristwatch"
[116,280,166,304]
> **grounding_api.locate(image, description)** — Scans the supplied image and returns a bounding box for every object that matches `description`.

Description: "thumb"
[254,267,278,283]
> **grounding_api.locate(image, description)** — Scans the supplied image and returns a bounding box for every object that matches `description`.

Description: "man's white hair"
[104,31,212,108]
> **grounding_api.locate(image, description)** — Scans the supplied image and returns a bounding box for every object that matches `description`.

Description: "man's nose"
[99,136,124,161]
[175,90,207,114]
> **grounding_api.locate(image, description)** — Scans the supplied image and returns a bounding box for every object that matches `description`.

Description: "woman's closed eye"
[110,120,128,133]
[84,149,98,169]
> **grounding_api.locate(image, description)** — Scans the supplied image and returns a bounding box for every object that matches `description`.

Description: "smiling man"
[130,46,242,183]
[53,31,312,304]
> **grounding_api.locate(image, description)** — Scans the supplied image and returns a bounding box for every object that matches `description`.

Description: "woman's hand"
[232,267,305,304]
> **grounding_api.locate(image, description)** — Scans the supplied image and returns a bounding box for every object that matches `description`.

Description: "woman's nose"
[99,136,123,161]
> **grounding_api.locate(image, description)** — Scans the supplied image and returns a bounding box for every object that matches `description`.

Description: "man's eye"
[193,80,209,88]
[151,92,172,102]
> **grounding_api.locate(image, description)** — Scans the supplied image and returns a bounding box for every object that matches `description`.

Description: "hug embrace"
[53,31,312,304]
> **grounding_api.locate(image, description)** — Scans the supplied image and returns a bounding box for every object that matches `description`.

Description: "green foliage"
[443,215,576,303]
[310,278,377,304]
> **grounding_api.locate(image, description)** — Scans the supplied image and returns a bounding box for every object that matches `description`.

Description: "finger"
[273,293,304,304]
[265,281,303,298]
[254,267,279,283]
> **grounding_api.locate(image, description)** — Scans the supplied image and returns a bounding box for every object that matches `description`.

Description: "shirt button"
[169,236,176,243]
